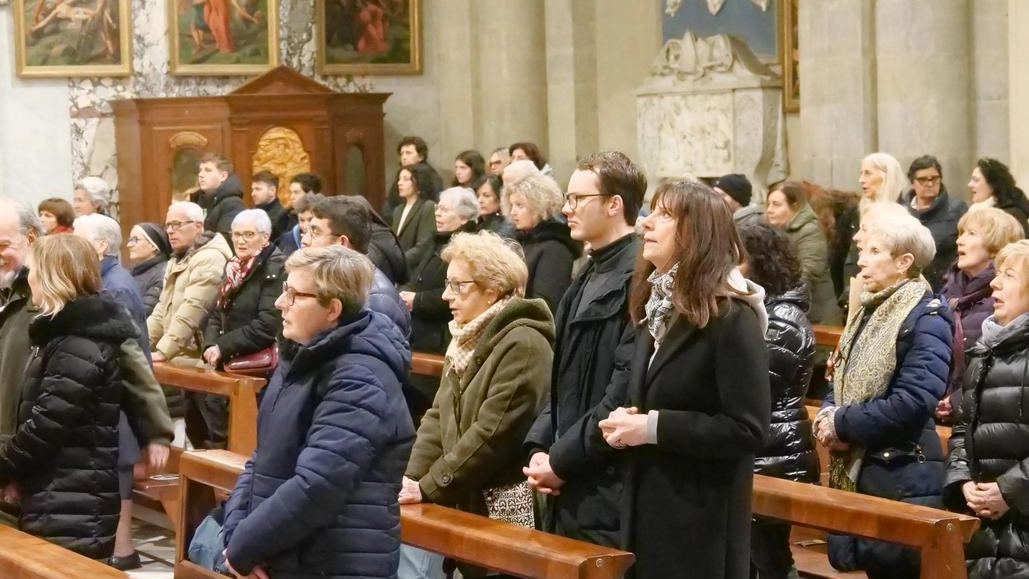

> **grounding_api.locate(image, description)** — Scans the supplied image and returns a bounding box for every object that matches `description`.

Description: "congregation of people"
[4,137,1029,579]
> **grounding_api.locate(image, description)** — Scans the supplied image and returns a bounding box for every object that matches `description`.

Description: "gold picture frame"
[13,0,132,78]
[780,0,799,113]
[169,0,280,76]
[316,0,422,76]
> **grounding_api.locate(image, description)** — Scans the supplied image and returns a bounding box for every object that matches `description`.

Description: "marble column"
[875,0,971,197]
[971,0,1009,164]
[797,0,878,190]
[1009,0,1029,187]
[474,1,549,165]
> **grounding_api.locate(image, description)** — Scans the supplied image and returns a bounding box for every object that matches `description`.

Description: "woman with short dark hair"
[597,179,770,579]
[37,197,75,235]
[392,163,439,271]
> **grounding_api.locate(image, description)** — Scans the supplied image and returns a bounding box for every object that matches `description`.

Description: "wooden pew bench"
[133,364,265,532]
[0,526,127,579]
[173,450,635,579]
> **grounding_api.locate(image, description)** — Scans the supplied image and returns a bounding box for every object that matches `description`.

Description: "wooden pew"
[813,324,844,350]
[0,526,127,579]
[412,351,445,378]
[753,474,978,579]
[134,364,265,533]
[173,450,635,579]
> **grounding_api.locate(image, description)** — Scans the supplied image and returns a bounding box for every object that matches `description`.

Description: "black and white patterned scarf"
[644,264,679,345]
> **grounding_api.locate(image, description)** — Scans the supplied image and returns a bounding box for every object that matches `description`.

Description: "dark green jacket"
[0,270,33,446]
[785,205,841,324]
[406,298,555,515]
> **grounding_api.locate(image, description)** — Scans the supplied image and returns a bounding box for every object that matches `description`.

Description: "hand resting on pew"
[398,476,422,504]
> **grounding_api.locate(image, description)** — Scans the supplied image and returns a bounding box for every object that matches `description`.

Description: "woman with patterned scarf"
[597,179,770,579]
[814,213,952,579]
[399,231,554,579]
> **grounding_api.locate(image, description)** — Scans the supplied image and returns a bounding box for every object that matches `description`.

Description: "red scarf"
[218,254,257,309]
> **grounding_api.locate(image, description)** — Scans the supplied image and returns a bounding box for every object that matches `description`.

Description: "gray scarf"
[644,264,678,345]
[980,313,1029,349]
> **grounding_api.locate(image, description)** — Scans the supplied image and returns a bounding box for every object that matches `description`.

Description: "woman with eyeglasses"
[222,245,414,579]
[400,231,554,579]
[898,155,969,291]
[127,222,172,317]
[202,210,284,378]
[504,173,580,312]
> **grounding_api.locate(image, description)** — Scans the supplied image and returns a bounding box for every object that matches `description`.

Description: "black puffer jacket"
[203,244,285,364]
[131,254,168,317]
[755,287,819,483]
[0,295,137,560]
[945,316,1029,578]
[518,218,581,313]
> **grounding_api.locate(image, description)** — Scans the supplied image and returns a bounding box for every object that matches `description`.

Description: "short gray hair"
[866,214,936,276]
[76,177,112,213]
[284,245,374,318]
[232,209,272,235]
[439,187,479,220]
[0,198,44,237]
[168,201,204,223]
[74,213,122,257]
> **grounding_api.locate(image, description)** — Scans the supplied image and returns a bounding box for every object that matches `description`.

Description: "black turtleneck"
[574,233,638,317]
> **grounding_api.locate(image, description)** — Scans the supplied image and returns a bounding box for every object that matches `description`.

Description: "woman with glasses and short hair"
[400,231,555,579]
[898,155,968,291]
[126,223,172,317]
[202,209,284,376]
[222,245,414,579]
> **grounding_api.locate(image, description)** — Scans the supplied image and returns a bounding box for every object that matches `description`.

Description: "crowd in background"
[1,139,1029,579]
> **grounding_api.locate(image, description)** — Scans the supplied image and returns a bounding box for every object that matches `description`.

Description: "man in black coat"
[251,169,290,244]
[523,152,646,547]
[898,155,968,291]
[196,153,246,243]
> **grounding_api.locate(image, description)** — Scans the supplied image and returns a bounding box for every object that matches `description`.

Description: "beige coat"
[147,231,232,360]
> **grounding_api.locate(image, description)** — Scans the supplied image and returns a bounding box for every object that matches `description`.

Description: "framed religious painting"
[780,0,799,112]
[13,0,132,78]
[168,0,279,75]
[316,0,422,75]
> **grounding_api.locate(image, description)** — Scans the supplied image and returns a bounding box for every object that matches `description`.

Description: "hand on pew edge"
[1,482,19,504]
[398,476,423,504]
[524,452,564,495]
[223,549,270,579]
[145,443,170,474]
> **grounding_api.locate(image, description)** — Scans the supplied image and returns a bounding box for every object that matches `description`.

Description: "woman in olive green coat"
[767,181,842,324]
[399,231,555,578]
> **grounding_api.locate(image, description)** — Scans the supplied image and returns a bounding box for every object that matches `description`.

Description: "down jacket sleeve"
[834,309,952,449]
[223,365,393,574]
[0,342,101,484]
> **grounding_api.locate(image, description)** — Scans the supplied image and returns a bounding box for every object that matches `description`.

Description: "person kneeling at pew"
[221,246,414,579]
[813,213,952,579]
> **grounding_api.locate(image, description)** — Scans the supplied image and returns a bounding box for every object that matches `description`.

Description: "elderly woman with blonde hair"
[400,231,555,578]
[945,239,1029,577]
[815,213,952,579]
[504,173,580,311]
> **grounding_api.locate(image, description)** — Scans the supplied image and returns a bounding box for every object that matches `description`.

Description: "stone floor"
[126,520,176,579]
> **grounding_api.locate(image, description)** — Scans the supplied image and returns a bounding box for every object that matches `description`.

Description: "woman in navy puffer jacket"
[222,246,415,579]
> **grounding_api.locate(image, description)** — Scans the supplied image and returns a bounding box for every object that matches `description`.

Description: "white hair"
[866,213,937,275]
[439,187,479,220]
[0,198,44,237]
[168,201,204,223]
[76,176,112,213]
[232,209,272,235]
[74,213,122,258]
[861,152,907,206]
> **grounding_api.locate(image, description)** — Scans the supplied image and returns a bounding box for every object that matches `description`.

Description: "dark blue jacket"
[369,266,411,343]
[222,310,415,579]
[101,256,150,362]
[824,291,952,577]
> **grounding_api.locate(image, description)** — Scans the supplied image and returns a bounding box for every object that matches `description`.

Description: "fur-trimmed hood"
[29,294,138,346]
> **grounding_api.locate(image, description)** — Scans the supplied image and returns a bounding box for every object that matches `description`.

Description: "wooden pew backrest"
[0,526,127,579]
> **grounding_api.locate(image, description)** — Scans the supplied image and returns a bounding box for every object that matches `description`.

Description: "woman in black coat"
[504,173,580,311]
[0,235,137,560]
[968,157,1029,237]
[399,187,478,354]
[127,222,171,317]
[598,180,770,579]
[392,163,438,272]
[945,239,1029,577]
[738,222,819,579]
[474,175,515,238]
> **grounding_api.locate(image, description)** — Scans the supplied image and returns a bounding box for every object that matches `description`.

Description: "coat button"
[441,473,452,485]
[883,452,891,459]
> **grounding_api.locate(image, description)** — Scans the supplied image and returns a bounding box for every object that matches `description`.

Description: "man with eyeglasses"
[899,155,968,290]
[523,151,646,548]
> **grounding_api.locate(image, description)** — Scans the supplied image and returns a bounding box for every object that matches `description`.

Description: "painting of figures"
[169,0,279,75]
[13,0,132,77]
[317,0,421,75]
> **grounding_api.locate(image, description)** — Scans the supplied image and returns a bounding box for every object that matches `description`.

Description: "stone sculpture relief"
[651,30,776,83]
[664,0,769,17]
